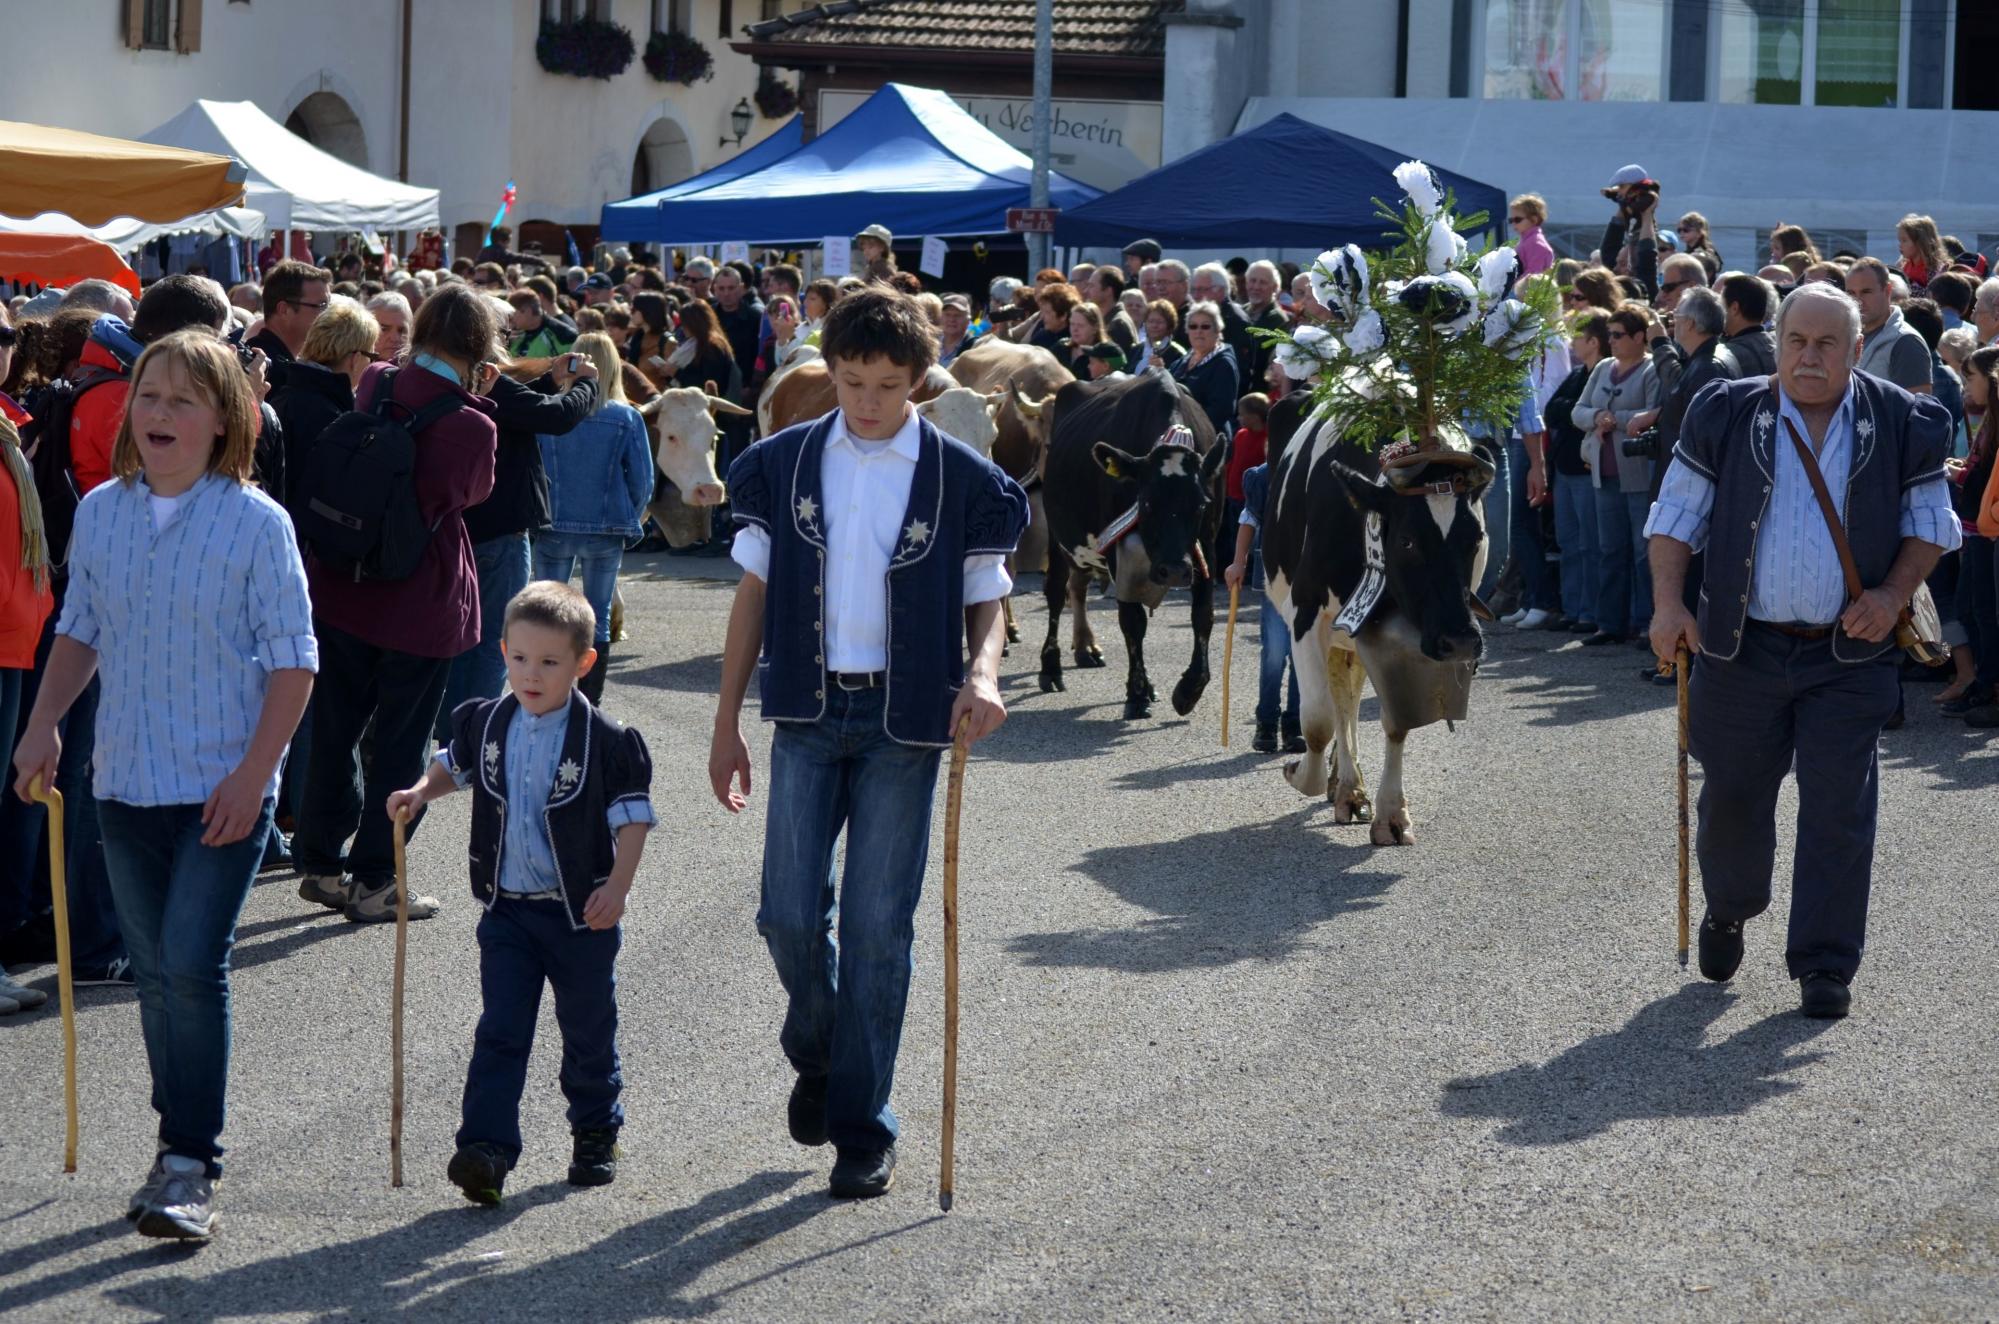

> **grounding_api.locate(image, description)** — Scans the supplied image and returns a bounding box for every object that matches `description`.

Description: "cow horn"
[1010,384,1044,418]
[706,394,753,416]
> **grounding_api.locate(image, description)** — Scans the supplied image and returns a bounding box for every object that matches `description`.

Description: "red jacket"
[306,363,497,658]
[68,340,130,497]
[0,458,52,669]
[1226,425,1267,503]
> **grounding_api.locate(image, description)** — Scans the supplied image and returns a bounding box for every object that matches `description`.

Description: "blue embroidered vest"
[727,410,1029,746]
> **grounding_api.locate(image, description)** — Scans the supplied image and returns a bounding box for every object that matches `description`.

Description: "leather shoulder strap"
[1781,415,1864,602]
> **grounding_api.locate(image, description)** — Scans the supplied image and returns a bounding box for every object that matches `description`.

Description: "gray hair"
[1774,282,1862,346]
[1184,299,1223,330]
[1247,259,1281,284]
[367,291,413,322]
[1191,261,1230,292]
[989,275,1022,305]
[59,278,130,314]
[1661,252,1706,287]
[683,255,715,278]
[1977,278,1999,316]
[1676,286,1725,337]
[1157,259,1190,282]
[1137,262,1159,281]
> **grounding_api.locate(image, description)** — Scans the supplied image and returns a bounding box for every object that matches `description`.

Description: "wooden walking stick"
[939,715,971,1212]
[390,806,412,1188]
[28,775,78,1174]
[1221,581,1240,748]
[1676,645,1692,968]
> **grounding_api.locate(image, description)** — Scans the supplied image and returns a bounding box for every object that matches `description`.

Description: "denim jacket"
[728,411,1029,746]
[538,401,654,539]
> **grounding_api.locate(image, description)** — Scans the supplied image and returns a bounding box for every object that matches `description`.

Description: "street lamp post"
[1028,0,1053,275]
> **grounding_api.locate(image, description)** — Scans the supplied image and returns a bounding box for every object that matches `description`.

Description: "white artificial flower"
[1436,272,1480,337]
[1274,324,1337,382]
[1342,309,1386,356]
[1425,222,1467,276]
[1481,298,1542,358]
[1308,244,1370,321]
[1393,160,1444,216]
[1475,247,1520,302]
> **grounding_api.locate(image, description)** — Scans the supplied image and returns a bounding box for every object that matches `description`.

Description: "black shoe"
[1799,971,1851,1019]
[1251,724,1277,754]
[1581,631,1626,647]
[787,1073,829,1147]
[1283,731,1307,754]
[447,1142,513,1206]
[1567,619,1598,634]
[580,641,610,707]
[1964,703,1999,728]
[73,957,135,988]
[1641,667,1677,686]
[829,1144,895,1199]
[258,830,293,874]
[568,1127,620,1186]
[1941,685,1991,717]
[1697,912,1743,982]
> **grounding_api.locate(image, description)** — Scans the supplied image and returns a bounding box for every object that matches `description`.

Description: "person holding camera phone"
[1599,164,1662,302]
[1571,304,1662,646]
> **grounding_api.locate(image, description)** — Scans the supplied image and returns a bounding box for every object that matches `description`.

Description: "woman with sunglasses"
[1170,301,1241,438]
[1674,212,1721,277]
[1569,304,1661,646]
[270,297,383,507]
[1509,195,1554,276]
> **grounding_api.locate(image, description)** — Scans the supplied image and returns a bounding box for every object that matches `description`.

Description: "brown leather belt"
[1751,619,1835,641]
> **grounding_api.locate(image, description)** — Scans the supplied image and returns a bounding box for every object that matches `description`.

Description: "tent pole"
[1028,0,1052,276]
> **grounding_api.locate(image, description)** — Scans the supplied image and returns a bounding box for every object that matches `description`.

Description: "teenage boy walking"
[708,287,1028,1198]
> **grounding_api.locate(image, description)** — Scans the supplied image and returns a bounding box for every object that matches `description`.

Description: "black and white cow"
[1261,393,1496,844]
[1039,371,1224,719]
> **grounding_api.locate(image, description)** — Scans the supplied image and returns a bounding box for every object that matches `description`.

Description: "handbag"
[1781,417,1948,666]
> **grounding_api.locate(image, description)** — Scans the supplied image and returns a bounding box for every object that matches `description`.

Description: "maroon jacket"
[307,362,497,658]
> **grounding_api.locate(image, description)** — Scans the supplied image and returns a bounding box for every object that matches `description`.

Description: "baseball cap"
[1083,343,1127,369]
[582,273,614,290]
[1122,238,1162,261]
[1607,164,1650,187]
[940,293,972,312]
[855,223,893,246]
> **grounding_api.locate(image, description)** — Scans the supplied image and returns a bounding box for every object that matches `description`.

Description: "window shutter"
[176,0,203,53]
[124,0,146,48]
[718,0,732,39]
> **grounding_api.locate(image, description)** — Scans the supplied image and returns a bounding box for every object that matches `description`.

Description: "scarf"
[0,416,48,594]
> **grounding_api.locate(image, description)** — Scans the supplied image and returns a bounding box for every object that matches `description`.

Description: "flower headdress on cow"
[1261,160,1563,452]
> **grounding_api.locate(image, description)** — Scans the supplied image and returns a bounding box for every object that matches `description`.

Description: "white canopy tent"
[0,206,266,251]
[139,99,439,233]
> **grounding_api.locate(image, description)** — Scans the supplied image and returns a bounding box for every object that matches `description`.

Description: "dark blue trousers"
[1688,624,1900,981]
[458,896,623,1162]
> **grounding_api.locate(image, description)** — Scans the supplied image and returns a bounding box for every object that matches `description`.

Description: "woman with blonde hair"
[1066,301,1105,378]
[532,331,653,706]
[1770,223,1820,267]
[1509,193,1554,275]
[271,296,382,492]
[1898,214,1950,289]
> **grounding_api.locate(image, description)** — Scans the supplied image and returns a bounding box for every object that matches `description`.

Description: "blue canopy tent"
[598,115,804,242]
[1051,113,1505,250]
[640,84,1099,245]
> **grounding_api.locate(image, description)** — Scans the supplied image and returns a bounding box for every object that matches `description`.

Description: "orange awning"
[0,119,244,226]
[0,232,139,294]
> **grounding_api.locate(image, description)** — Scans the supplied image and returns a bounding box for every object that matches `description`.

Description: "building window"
[653,0,694,33]
[1714,0,1916,108]
[543,0,609,20]
[142,0,173,47]
[1479,0,1665,101]
[760,0,784,19]
[129,0,201,52]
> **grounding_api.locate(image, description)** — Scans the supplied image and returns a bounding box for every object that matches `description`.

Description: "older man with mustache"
[1644,283,1958,1020]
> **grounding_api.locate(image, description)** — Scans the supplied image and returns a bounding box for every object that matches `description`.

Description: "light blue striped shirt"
[1644,381,1962,624]
[56,472,318,805]
[436,700,656,894]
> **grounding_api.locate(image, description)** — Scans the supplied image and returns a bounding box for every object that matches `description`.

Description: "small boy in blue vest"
[709,286,1029,1199]
[386,580,655,1205]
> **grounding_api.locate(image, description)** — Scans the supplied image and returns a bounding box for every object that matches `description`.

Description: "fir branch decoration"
[1258,160,1564,452]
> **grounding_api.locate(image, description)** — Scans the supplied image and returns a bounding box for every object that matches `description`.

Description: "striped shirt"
[436,699,657,894]
[1645,381,1961,624]
[56,472,318,806]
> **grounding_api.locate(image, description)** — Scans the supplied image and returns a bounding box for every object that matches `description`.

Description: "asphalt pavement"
[2,552,1996,1322]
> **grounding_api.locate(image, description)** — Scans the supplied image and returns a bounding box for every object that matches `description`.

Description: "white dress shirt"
[732,406,1013,671]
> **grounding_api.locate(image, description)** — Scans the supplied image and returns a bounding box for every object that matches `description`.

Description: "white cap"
[1608,163,1650,186]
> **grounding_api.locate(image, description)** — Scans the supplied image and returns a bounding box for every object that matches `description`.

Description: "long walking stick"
[1676,645,1692,968]
[1221,582,1239,748]
[390,806,412,1188]
[939,715,970,1212]
[29,776,77,1174]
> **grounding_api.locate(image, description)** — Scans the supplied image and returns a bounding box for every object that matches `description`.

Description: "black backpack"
[294,369,463,581]
[23,363,126,573]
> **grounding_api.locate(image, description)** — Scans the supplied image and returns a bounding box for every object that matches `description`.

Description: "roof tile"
[743,0,1174,59]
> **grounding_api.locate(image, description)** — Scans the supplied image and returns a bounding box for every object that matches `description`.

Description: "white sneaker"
[135,1154,215,1240]
[1500,608,1530,626]
[0,970,41,1009]
[1515,608,1555,630]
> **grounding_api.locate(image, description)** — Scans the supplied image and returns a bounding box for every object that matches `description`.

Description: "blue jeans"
[1507,436,1556,611]
[533,531,625,647]
[1592,487,1654,635]
[1553,471,1598,625]
[458,896,623,1162]
[439,533,532,738]
[1689,628,1899,981]
[758,685,942,1151]
[1478,436,1510,599]
[1255,585,1299,731]
[98,796,272,1179]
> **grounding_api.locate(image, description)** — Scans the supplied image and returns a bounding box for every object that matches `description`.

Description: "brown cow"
[948,339,1076,648]
[761,358,957,434]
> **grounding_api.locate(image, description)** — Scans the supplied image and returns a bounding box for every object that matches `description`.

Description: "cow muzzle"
[687,482,726,508]
[1149,559,1193,588]
[1423,630,1485,664]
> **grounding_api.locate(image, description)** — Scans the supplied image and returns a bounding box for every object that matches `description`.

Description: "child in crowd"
[1223,391,1270,554]
[533,332,654,707]
[709,286,1027,1199]
[1224,459,1302,755]
[11,331,317,1240]
[387,581,654,1205]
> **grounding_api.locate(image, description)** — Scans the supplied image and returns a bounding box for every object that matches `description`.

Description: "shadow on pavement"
[1438,983,1835,1146]
[1006,808,1399,972]
[100,1169,829,1321]
[0,1219,170,1316]
[618,652,726,696]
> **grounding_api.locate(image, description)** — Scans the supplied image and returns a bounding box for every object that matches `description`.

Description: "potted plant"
[754,74,798,119]
[536,15,636,80]
[644,29,714,85]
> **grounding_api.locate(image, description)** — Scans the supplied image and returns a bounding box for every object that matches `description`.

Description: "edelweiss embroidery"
[554,758,581,797]
[796,495,818,524]
[482,740,500,778]
[902,519,931,549]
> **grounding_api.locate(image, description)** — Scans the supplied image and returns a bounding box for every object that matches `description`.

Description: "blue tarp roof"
[636,84,1099,245]
[1051,113,1506,250]
[598,115,804,242]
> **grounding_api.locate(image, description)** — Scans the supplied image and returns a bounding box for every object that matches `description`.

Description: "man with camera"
[1599,164,1663,300]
